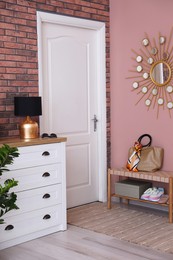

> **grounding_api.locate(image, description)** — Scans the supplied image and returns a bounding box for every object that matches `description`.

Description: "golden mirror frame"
[127,28,173,118]
[150,60,172,87]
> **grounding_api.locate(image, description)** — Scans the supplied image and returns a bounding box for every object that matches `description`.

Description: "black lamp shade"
[14,97,42,117]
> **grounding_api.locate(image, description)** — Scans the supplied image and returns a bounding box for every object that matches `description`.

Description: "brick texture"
[0,0,110,167]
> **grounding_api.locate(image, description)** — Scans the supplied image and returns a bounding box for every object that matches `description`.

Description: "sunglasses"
[41,133,57,138]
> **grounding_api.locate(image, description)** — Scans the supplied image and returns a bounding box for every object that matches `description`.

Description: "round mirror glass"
[163,52,169,60]
[150,61,171,86]
[148,57,154,64]
[137,65,143,72]
[160,36,165,44]
[151,47,158,55]
[142,38,149,46]
[167,86,173,93]
[136,55,143,62]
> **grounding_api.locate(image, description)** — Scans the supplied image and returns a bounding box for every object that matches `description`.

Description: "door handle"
[43,214,51,220]
[43,193,51,199]
[42,172,50,177]
[42,151,50,156]
[92,115,98,132]
[5,225,14,231]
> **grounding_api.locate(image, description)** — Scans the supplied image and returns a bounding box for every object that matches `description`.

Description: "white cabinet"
[0,139,67,250]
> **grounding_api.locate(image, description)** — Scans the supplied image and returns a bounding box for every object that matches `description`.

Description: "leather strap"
[138,134,152,147]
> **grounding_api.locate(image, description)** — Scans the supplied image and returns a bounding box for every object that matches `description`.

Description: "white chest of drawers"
[0,138,67,250]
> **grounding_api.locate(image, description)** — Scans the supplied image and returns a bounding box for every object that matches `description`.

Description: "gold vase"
[20,116,38,139]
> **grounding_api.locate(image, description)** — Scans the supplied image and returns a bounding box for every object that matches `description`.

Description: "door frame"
[37,11,107,202]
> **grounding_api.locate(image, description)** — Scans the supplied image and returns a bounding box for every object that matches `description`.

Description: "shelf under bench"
[107,168,173,223]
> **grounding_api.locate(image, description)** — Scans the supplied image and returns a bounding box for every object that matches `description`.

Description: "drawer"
[0,205,62,244]
[0,164,62,192]
[4,184,62,218]
[8,143,63,170]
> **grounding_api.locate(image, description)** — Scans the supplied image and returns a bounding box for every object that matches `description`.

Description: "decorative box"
[115,179,152,199]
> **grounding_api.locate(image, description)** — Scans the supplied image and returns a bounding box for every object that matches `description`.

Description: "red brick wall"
[0,0,110,166]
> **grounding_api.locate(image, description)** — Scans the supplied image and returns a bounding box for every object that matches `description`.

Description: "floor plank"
[0,225,173,260]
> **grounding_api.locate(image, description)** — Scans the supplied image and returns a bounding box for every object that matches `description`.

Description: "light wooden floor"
[0,225,173,260]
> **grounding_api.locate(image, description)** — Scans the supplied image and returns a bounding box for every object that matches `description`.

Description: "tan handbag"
[128,134,164,172]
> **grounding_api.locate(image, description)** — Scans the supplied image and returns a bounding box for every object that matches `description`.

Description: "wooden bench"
[107,168,173,223]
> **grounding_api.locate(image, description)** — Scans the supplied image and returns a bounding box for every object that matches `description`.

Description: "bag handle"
[138,134,152,147]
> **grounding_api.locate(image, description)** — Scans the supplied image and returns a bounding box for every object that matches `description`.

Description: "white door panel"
[66,144,90,188]
[41,22,98,207]
[37,12,107,208]
[48,37,89,134]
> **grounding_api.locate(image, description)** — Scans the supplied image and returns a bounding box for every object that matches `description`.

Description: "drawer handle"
[42,151,50,156]
[5,225,14,231]
[42,172,50,177]
[43,193,51,199]
[43,214,51,220]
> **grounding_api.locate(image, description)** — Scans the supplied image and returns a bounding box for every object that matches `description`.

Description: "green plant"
[0,144,20,224]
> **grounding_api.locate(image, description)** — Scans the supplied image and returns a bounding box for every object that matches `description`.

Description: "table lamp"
[14,96,42,139]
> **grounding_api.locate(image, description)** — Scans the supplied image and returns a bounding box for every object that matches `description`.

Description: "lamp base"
[20,116,38,139]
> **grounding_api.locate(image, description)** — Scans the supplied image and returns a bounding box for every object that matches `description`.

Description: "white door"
[37,12,107,208]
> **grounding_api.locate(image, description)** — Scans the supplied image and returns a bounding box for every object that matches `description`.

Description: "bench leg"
[124,199,129,205]
[169,177,173,223]
[107,169,111,209]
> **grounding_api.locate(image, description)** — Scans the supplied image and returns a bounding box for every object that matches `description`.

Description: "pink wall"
[110,0,173,171]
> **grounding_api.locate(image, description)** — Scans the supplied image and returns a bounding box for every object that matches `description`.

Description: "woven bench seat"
[107,168,173,223]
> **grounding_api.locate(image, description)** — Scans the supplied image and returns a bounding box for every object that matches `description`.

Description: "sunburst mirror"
[127,28,173,118]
